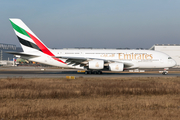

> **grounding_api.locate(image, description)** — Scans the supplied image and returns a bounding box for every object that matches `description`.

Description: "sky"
[1,0,180,49]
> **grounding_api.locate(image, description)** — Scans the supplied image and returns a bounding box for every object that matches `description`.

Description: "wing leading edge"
[54,56,134,68]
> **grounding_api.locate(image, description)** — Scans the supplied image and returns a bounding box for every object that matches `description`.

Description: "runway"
[0,67,180,78]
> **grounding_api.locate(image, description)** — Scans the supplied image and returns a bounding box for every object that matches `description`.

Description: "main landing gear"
[85,70,102,75]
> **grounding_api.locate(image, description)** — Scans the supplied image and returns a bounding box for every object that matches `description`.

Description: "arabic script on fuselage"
[100,53,153,60]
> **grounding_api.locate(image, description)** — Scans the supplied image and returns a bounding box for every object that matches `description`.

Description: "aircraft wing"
[54,56,134,67]
[55,56,96,66]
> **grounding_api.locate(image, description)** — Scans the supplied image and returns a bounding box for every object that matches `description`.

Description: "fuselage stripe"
[25,31,66,64]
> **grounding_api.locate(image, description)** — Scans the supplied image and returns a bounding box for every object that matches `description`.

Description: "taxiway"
[0,67,179,78]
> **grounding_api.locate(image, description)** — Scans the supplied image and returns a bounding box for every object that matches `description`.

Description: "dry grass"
[0,77,180,119]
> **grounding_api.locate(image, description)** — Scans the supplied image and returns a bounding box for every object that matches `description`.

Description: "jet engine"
[109,63,124,71]
[89,60,104,69]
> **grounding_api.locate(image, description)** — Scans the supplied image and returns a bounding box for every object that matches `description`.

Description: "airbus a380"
[8,19,176,75]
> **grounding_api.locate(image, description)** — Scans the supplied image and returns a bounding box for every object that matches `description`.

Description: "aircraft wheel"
[97,71,102,74]
[85,71,89,74]
[162,72,168,75]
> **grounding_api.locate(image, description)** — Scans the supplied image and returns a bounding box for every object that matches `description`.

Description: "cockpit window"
[168,57,172,59]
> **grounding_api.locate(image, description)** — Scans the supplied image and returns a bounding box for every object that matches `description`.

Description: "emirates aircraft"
[8,19,176,75]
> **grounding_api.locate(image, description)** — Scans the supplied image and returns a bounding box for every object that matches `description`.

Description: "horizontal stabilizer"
[6,51,39,57]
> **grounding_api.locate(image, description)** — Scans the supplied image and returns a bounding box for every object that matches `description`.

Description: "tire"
[98,71,102,74]
[162,72,167,75]
[85,71,89,74]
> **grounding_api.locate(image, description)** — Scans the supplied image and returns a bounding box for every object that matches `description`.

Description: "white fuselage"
[26,49,176,70]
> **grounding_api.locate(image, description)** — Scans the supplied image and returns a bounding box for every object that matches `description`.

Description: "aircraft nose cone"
[172,59,177,67]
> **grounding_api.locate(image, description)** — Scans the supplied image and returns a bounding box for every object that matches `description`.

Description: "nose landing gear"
[162,68,169,75]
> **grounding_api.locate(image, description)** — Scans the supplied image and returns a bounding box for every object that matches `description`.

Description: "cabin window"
[65,53,74,54]
[168,57,172,59]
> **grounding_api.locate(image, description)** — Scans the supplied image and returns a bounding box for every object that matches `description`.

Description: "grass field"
[1,76,180,120]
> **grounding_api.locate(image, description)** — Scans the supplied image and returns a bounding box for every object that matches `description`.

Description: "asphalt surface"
[0,66,179,78]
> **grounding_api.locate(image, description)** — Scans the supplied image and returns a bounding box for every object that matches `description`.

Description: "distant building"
[150,44,180,67]
[0,43,22,61]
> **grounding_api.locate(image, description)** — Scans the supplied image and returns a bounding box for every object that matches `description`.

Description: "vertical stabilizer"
[9,18,65,64]
[9,19,53,56]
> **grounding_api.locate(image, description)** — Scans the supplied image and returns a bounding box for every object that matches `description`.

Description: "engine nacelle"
[89,60,104,69]
[109,63,124,71]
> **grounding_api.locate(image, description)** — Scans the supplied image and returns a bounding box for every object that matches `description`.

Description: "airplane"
[8,18,176,75]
